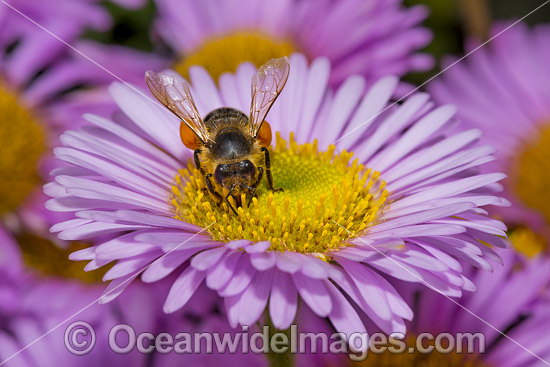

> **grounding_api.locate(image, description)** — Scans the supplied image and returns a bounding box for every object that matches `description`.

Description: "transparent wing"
[249,57,290,137]
[145,70,210,143]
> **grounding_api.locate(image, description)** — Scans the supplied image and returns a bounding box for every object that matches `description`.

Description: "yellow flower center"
[174,32,295,81]
[18,233,106,283]
[0,83,46,214]
[171,133,388,254]
[510,122,550,254]
[508,226,546,258]
[353,336,490,367]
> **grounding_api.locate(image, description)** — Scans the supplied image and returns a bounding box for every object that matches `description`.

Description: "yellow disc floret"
[174,32,295,81]
[171,133,388,254]
[512,123,550,222]
[0,83,45,214]
[510,122,550,255]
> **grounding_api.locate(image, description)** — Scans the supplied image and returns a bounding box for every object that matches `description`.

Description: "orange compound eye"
[257,121,272,147]
[180,122,202,150]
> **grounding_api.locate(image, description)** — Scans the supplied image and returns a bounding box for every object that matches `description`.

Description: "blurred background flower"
[292,250,550,367]
[0,0,111,236]
[150,0,434,86]
[429,22,550,258]
[0,223,265,366]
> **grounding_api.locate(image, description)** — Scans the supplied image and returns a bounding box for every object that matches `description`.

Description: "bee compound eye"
[240,160,252,168]
[214,165,228,184]
[238,160,255,175]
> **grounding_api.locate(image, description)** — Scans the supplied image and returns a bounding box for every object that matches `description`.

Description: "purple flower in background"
[53,0,433,99]
[0,0,112,236]
[409,250,550,367]
[0,224,262,366]
[0,0,109,90]
[47,54,508,339]
[0,0,165,236]
[296,250,550,366]
[429,22,550,256]
[0,225,26,317]
[153,0,433,86]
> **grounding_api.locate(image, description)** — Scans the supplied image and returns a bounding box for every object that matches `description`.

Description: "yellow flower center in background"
[0,84,45,214]
[174,32,295,81]
[1,84,104,284]
[510,122,550,255]
[171,133,388,254]
[18,233,106,283]
[353,336,489,367]
[508,226,546,258]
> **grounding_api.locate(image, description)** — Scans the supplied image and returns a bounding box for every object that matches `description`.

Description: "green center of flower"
[0,83,45,214]
[173,31,295,81]
[171,133,388,254]
[510,122,550,255]
[18,234,106,283]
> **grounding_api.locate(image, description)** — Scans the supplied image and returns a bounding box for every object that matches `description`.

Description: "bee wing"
[249,57,290,137]
[145,70,210,143]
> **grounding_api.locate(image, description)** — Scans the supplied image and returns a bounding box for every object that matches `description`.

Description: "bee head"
[214,160,256,189]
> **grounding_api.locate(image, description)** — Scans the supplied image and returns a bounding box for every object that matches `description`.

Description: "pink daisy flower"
[47,54,508,339]
[428,22,550,256]
[51,0,433,103]
[153,0,433,86]
[0,0,112,235]
[0,0,166,236]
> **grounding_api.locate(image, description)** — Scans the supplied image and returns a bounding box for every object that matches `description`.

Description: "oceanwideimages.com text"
[65,322,486,361]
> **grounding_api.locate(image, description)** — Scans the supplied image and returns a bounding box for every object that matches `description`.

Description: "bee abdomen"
[204,107,248,127]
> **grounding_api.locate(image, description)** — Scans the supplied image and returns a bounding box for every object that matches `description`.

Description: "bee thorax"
[211,130,252,159]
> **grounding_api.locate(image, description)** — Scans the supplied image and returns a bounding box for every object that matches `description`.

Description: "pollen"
[171,133,388,254]
[0,83,46,214]
[174,32,295,81]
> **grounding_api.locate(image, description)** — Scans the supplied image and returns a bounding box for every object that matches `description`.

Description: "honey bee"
[145,57,290,213]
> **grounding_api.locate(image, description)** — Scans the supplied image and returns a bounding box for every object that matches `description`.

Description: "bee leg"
[247,167,263,206]
[197,151,209,194]
[255,166,264,186]
[194,149,205,173]
[205,173,222,202]
[239,184,257,207]
[224,184,238,215]
[261,147,283,192]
